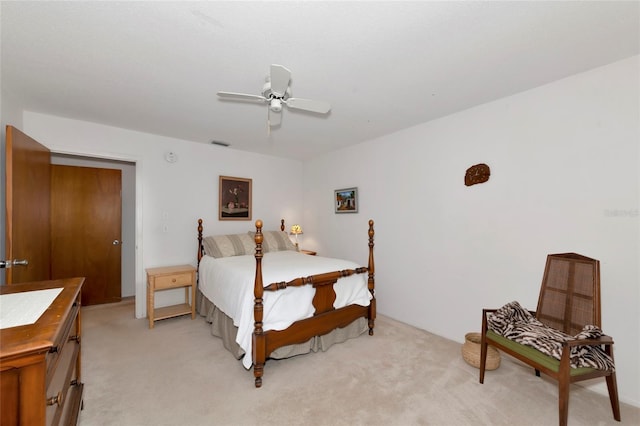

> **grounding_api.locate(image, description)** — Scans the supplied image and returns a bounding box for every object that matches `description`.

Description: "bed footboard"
[252,219,376,388]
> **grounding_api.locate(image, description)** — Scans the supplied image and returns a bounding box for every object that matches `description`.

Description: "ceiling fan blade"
[217,91,267,102]
[270,64,291,97]
[285,97,331,114]
[268,107,282,127]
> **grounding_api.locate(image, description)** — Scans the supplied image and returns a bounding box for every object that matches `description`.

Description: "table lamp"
[290,224,303,248]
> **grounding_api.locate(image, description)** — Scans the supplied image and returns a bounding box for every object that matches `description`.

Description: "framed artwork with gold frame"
[219,176,252,220]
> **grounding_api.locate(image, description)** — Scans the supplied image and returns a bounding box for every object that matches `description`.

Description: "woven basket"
[461,332,500,370]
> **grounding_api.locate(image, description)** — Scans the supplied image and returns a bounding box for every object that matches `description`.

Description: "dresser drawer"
[46,302,79,384]
[45,338,79,426]
[154,272,193,289]
[58,381,83,426]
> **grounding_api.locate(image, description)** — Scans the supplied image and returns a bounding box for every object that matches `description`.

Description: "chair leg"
[606,373,621,421]
[479,334,488,383]
[558,349,571,426]
[604,345,621,421]
[558,376,569,426]
[479,313,488,384]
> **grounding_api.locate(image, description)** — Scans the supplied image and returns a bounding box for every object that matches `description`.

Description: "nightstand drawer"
[154,272,192,289]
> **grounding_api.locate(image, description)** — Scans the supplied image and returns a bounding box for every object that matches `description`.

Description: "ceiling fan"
[217,64,331,130]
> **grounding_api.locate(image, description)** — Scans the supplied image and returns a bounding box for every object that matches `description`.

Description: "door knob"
[113,240,122,245]
[0,259,28,268]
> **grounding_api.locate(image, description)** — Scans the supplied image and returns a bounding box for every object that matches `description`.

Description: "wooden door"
[4,126,51,283]
[51,165,122,305]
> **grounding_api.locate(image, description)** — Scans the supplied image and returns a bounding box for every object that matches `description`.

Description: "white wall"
[21,112,305,318]
[303,56,639,406]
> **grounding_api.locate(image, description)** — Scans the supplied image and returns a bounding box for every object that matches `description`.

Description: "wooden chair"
[479,253,620,426]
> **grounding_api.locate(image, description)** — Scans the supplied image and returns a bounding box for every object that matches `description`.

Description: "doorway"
[51,154,136,300]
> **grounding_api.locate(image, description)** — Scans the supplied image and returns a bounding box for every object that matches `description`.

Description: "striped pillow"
[202,233,255,258]
[248,230,298,253]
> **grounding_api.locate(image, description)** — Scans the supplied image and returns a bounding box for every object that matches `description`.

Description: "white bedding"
[198,250,372,369]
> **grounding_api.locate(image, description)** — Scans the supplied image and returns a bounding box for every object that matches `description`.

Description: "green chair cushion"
[487,329,597,376]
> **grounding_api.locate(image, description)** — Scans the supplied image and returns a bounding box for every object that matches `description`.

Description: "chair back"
[536,253,601,335]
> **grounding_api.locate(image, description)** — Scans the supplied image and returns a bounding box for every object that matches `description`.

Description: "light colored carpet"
[78,299,638,426]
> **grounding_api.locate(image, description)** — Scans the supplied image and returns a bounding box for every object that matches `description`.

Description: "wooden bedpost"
[253,219,265,388]
[197,219,203,266]
[367,219,376,335]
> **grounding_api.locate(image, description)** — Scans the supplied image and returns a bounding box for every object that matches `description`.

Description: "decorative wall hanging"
[465,163,490,186]
[219,176,252,220]
[334,187,358,213]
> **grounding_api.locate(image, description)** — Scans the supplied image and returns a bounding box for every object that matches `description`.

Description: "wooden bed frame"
[197,218,376,387]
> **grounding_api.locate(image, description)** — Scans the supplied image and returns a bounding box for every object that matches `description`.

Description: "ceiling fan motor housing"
[263,81,290,98]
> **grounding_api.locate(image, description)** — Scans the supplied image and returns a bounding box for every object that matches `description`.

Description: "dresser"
[1,277,85,426]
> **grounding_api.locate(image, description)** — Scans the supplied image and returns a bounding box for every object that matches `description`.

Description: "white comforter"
[198,250,372,369]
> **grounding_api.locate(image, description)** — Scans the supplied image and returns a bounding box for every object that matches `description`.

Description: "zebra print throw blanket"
[487,301,615,371]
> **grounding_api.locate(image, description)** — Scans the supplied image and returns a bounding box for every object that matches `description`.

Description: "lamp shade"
[290,224,303,235]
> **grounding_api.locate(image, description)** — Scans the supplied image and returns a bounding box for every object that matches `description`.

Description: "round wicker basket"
[461,332,500,370]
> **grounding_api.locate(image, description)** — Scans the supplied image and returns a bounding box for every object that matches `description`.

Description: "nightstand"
[300,249,317,256]
[146,264,196,329]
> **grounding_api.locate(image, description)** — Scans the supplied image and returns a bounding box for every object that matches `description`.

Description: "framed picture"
[219,176,252,220]
[334,187,358,214]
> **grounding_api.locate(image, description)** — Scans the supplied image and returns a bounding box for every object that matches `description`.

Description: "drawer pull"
[49,345,60,354]
[172,278,177,283]
[69,335,81,343]
[47,391,64,407]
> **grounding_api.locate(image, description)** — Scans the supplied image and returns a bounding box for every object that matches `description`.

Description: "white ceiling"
[2,1,638,161]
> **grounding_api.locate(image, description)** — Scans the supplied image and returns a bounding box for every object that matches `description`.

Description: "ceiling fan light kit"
[269,98,283,112]
[217,64,331,130]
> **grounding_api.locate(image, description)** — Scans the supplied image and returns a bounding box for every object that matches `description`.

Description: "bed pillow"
[202,233,255,258]
[248,230,298,253]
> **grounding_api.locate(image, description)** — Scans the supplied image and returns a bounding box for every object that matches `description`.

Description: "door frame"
[47,145,146,319]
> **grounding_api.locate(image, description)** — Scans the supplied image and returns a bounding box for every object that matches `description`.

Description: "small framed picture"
[219,176,252,220]
[334,187,358,214]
